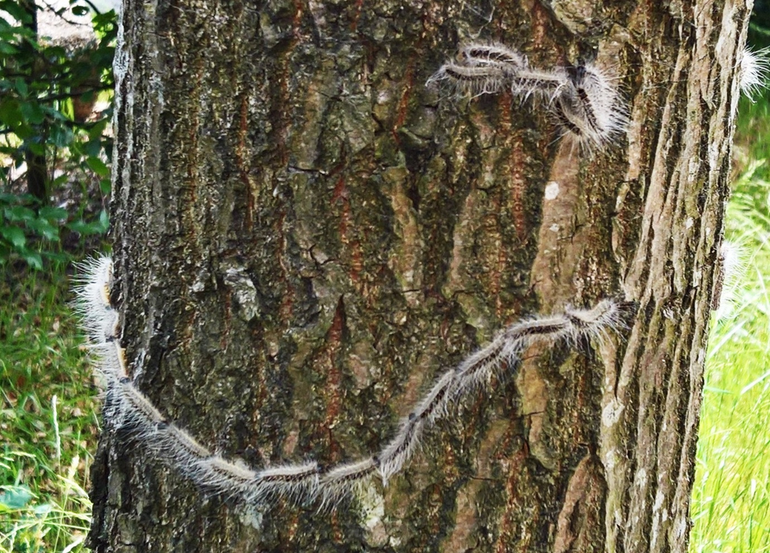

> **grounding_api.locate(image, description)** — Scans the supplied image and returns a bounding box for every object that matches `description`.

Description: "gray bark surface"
[89,0,749,551]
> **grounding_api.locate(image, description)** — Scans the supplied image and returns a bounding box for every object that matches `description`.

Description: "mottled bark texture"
[89,0,749,551]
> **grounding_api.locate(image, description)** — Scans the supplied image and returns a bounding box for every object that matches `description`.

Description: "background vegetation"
[0,0,113,269]
[689,77,770,553]
[1,1,112,550]
[0,2,768,552]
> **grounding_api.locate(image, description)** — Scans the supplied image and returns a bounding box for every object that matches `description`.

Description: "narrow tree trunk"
[89,0,749,551]
[20,0,48,202]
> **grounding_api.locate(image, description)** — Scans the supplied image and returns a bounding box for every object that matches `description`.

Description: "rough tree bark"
[88,0,749,551]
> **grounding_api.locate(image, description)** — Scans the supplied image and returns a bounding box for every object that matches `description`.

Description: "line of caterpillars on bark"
[427,42,629,152]
[76,256,635,508]
[428,43,768,152]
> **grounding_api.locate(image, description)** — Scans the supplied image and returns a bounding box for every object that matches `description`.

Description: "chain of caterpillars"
[427,43,629,150]
[76,256,635,508]
[428,43,768,150]
[428,43,770,152]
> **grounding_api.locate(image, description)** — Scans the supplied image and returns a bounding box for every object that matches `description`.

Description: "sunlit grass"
[691,98,770,552]
[0,263,98,553]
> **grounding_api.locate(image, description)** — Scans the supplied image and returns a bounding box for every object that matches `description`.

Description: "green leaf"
[84,136,104,155]
[19,101,45,125]
[42,45,66,59]
[0,98,21,127]
[93,10,116,27]
[51,173,70,187]
[0,41,18,55]
[98,208,109,230]
[13,77,27,97]
[0,1,31,23]
[0,486,33,510]
[5,205,35,222]
[67,209,109,236]
[44,251,69,263]
[27,142,45,156]
[41,104,67,122]
[38,206,68,221]
[49,125,74,148]
[24,251,42,269]
[33,502,53,516]
[86,156,110,177]
[67,219,98,235]
[26,218,60,241]
[0,225,26,248]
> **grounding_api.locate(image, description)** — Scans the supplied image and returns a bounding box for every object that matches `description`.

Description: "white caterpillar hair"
[428,42,628,151]
[76,255,635,508]
[712,239,744,318]
[739,46,769,100]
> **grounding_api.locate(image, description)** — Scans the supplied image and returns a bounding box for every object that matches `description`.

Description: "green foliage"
[0,264,97,553]
[751,1,770,45]
[0,0,116,268]
[690,21,770,549]
[690,96,770,551]
[0,193,67,269]
[0,192,108,268]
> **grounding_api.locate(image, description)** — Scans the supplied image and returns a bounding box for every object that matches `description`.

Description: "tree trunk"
[89,0,749,551]
[20,0,48,202]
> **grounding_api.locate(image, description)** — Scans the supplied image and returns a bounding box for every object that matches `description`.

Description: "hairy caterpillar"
[712,240,744,318]
[428,42,628,151]
[76,256,635,508]
[739,46,770,100]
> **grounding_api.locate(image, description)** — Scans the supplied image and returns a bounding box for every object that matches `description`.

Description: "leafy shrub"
[0,0,116,268]
[0,192,107,268]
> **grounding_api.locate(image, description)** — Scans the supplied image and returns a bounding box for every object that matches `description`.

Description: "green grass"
[0,262,98,553]
[690,97,770,552]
